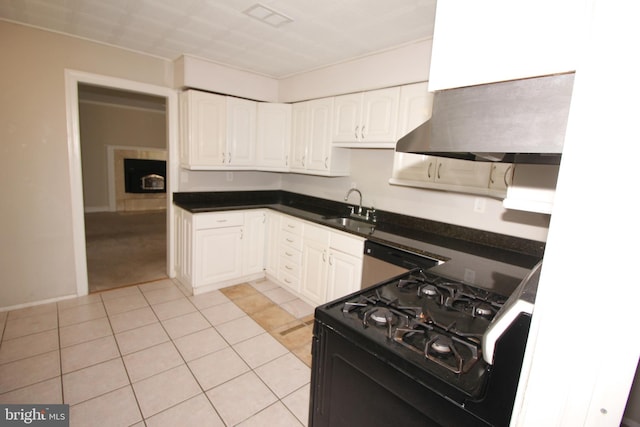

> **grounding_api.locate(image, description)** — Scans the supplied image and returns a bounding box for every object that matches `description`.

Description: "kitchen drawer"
[279,245,302,265]
[330,230,365,256]
[279,255,301,277]
[279,269,300,291]
[280,229,303,251]
[194,211,244,229]
[281,215,304,236]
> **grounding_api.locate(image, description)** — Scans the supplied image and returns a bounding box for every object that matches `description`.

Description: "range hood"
[396,73,575,164]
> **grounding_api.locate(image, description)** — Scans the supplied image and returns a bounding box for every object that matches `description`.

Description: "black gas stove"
[310,263,540,427]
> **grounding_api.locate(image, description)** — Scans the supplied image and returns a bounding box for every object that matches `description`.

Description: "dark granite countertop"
[173,190,545,296]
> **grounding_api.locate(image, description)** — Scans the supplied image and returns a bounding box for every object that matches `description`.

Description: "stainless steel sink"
[322,216,376,233]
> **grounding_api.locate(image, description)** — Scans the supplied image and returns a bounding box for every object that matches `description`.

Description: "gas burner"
[420,284,439,297]
[430,335,453,355]
[368,307,393,325]
[474,303,494,317]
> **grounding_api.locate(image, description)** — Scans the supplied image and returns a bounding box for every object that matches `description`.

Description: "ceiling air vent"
[243,4,293,28]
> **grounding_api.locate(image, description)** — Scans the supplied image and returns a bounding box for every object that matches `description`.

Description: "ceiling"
[0,0,436,79]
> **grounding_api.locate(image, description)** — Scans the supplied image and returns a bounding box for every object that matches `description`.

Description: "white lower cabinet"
[175,208,364,303]
[196,225,243,286]
[301,223,364,306]
[174,208,265,295]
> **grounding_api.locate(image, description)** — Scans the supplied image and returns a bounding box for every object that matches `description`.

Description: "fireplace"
[123,158,166,193]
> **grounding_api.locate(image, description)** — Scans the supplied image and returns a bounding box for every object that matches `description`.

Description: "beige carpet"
[84,210,167,293]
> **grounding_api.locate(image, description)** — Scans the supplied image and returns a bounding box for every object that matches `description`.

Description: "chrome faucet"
[344,188,363,215]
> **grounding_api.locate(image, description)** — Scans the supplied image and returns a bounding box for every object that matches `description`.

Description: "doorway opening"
[78,84,169,293]
[65,70,178,297]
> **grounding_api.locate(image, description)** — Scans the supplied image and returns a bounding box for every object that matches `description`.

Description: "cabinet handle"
[361,126,365,140]
[217,219,227,223]
[222,152,226,163]
[302,155,305,167]
[284,278,291,284]
[427,162,433,179]
[490,164,497,184]
[355,125,359,140]
[322,250,327,262]
[285,155,288,167]
[240,229,243,240]
[437,163,442,180]
[504,165,514,187]
[285,265,293,270]
[325,157,328,169]
[286,238,294,243]
[228,152,232,164]
[329,254,333,266]
[285,251,293,256]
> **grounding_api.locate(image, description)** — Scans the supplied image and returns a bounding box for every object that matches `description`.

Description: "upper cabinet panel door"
[360,87,400,143]
[226,97,256,166]
[181,90,226,168]
[428,0,582,91]
[256,103,292,171]
[306,98,334,172]
[332,93,362,142]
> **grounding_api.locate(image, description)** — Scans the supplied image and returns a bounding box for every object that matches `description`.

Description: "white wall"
[0,21,172,309]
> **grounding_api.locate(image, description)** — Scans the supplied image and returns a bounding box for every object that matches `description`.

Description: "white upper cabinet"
[428,0,582,91]
[256,103,291,171]
[226,97,256,166]
[180,89,226,168]
[332,87,400,147]
[180,89,256,169]
[290,98,350,176]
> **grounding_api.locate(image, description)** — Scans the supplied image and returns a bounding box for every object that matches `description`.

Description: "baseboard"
[84,205,110,213]
[0,293,77,313]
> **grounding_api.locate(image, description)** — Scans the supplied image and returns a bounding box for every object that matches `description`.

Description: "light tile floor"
[0,278,315,426]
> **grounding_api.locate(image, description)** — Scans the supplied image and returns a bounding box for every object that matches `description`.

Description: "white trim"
[64,70,179,297]
[106,145,167,212]
[84,205,110,213]
[0,294,78,313]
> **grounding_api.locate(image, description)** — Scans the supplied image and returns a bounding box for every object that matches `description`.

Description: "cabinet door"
[392,153,437,182]
[360,87,399,143]
[306,98,333,172]
[226,97,256,166]
[301,238,328,306]
[290,103,307,171]
[264,211,280,277]
[326,250,362,302]
[397,82,433,137]
[256,103,291,170]
[434,158,492,187]
[332,93,362,142]
[243,210,266,275]
[181,90,226,167]
[195,226,243,286]
[488,163,514,192]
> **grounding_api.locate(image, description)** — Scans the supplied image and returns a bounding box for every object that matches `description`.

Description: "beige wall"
[0,21,172,308]
[79,101,166,210]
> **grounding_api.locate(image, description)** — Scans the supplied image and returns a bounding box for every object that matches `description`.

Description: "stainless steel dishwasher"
[361,240,441,289]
